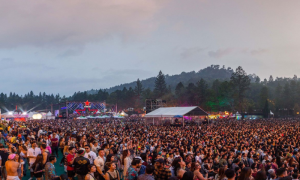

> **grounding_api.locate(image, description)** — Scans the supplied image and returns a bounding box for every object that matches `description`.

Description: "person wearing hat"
[5,154,20,180]
[73,149,90,180]
[153,158,171,180]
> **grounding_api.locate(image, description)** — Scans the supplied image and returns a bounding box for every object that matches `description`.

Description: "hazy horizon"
[1,0,300,95]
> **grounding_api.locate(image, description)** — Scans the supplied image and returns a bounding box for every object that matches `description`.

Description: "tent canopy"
[144,106,208,118]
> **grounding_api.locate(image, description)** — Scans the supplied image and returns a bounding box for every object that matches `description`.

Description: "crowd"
[0,117,300,180]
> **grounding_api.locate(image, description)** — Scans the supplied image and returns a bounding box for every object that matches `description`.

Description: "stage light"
[22,112,27,115]
[8,111,13,115]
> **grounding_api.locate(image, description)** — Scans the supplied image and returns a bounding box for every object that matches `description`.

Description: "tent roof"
[144,106,208,118]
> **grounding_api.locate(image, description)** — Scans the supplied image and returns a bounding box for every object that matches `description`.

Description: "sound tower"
[145,99,167,113]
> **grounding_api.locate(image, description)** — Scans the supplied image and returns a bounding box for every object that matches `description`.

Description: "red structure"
[75,100,98,115]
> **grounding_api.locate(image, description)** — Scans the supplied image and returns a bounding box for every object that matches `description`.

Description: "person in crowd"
[41,144,50,165]
[45,155,60,180]
[153,158,171,180]
[5,154,20,180]
[122,149,132,179]
[32,154,44,180]
[51,132,59,157]
[191,162,208,180]
[255,171,267,180]
[14,153,24,180]
[238,167,253,180]
[67,147,77,180]
[104,162,120,180]
[126,158,142,180]
[84,145,97,165]
[137,165,154,180]
[225,169,236,180]
[73,150,90,180]
[85,164,97,180]
[0,143,9,179]
[27,141,41,180]
[94,148,106,180]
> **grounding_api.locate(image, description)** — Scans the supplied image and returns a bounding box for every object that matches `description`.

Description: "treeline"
[1,65,300,117]
[0,92,63,112]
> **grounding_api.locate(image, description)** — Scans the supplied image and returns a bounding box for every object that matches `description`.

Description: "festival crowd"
[0,117,299,180]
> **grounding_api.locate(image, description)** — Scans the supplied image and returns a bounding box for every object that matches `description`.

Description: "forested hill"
[90,65,254,94]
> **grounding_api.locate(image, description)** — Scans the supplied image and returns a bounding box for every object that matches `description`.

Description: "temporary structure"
[144,106,208,118]
[144,106,208,127]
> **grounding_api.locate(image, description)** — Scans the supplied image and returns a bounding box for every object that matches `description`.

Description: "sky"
[1,0,300,96]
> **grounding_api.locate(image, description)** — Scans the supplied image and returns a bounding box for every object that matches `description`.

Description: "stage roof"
[144,106,208,118]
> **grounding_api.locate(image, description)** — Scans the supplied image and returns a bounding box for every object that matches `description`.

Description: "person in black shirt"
[0,144,9,179]
[73,150,90,180]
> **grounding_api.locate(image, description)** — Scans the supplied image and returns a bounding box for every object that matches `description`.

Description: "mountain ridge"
[87,65,257,94]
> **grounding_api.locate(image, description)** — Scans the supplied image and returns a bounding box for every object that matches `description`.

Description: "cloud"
[208,48,232,58]
[180,47,205,59]
[57,46,84,58]
[241,48,268,55]
[0,0,167,48]
[0,58,55,71]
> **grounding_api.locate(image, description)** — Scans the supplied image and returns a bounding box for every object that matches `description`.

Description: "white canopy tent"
[145,106,208,127]
[144,106,208,118]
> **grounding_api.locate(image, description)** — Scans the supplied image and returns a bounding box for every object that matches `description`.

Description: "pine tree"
[175,82,184,97]
[262,100,269,118]
[230,66,251,112]
[196,78,208,106]
[269,75,274,82]
[154,71,167,97]
[134,79,144,97]
[255,76,260,83]
[260,86,268,108]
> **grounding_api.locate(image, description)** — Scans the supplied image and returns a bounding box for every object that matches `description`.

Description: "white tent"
[77,117,87,120]
[46,111,52,116]
[113,116,124,119]
[120,111,128,117]
[144,106,208,118]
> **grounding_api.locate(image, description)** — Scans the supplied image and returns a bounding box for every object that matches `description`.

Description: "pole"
[66,101,68,118]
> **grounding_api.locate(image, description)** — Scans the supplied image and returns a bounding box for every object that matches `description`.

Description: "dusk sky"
[1,0,300,96]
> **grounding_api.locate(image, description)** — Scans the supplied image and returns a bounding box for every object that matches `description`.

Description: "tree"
[275,84,283,108]
[260,86,268,109]
[154,71,167,98]
[134,79,143,97]
[196,79,208,106]
[262,100,269,118]
[293,75,298,81]
[294,103,300,116]
[230,66,251,112]
[269,75,274,82]
[255,76,260,83]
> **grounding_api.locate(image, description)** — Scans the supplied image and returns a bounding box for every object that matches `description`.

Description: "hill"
[88,65,256,94]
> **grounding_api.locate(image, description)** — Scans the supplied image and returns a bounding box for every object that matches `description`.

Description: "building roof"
[144,106,208,118]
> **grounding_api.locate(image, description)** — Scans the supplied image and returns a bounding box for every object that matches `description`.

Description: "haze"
[0,0,299,95]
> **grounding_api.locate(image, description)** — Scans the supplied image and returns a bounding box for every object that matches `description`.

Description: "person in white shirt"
[90,141,100,154]
[94,149,106,180]
[27,141,41,180]
[174,151,181,158]
[195,151,202,164]
[37,129,44,137]
[84,145,97,165]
